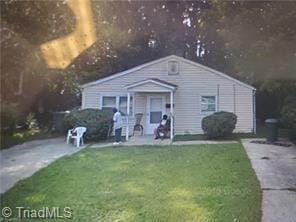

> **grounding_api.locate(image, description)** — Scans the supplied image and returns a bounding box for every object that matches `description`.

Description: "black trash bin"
[265,118,278,142]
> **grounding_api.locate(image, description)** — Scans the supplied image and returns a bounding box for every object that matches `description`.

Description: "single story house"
[81,55,256,140]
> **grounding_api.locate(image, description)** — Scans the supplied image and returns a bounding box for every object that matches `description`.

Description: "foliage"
[280,96,296,140]
[0,128,54,149]
[291,124,296,141]
[1,0,295,127]
[64,108,113,141]
[200,1,296,82]
[0,102,21,135]
[1,144,262,221]
[256,79,296,121]
[280,96,296,128]
[25,112,38,130]
[51,112,68,133]
[174,124,292,141]
[202,111,237,139]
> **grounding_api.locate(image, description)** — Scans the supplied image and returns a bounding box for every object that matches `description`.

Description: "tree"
[1,0,295,127]
[199,1,296,82]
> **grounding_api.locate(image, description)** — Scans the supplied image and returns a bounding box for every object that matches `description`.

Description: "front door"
[146,95,166,134]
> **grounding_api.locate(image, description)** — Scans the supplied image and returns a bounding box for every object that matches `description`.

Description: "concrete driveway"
[0,138,84,194]
[242,139,296,222]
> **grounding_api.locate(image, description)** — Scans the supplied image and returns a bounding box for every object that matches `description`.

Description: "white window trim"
[101,95,117,109]
[200,95,217,114]
[167,60,179,75]
[100,94,135,117]
[118,95,134,116]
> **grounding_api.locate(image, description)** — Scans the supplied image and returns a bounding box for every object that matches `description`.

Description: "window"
[150,97,163,124]
[168,61,179,75]
[101,95,133,116]
[102,96,116,110]
[201,96,216,112]
[119,96,133,116]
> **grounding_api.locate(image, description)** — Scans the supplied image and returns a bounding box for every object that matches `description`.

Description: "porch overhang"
[124,78,177,92]
[124,79,176,142]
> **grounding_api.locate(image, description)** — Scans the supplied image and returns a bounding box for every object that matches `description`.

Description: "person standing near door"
[113,108,123,145]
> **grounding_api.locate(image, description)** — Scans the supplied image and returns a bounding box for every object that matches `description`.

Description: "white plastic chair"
[66,127,87,148]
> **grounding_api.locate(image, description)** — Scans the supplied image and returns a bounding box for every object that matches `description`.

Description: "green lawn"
[174,124,292,142]
[1,144,261,221]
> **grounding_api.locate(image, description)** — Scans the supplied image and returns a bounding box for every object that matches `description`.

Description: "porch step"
[126,135,171,146]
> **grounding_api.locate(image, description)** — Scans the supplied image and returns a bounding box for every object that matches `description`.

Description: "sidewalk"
[0,138,84,193]
[89,135,238,148]
[242,139,296,222]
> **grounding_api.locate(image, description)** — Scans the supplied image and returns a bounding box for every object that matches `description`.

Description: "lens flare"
[40,0,96,69]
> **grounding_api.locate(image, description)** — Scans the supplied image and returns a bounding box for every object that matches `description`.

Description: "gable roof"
[124,78,177,91]
[82,55,256,90]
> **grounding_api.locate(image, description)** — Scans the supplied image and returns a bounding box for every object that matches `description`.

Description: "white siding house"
[81,55,256,140]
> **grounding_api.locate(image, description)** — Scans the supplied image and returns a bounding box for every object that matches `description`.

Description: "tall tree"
[1,0,295,116]
[199,1,296,82]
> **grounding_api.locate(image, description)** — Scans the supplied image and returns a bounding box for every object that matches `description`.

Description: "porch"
[123,78,177,141]
[125,135,172,145]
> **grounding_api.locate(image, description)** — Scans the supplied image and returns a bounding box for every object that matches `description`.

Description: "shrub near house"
[64,109,113,141]
[0,102,21,135]
[280,96,296,140]
[202,111,237,139]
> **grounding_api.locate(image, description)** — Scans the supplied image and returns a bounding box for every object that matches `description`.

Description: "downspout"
[217,84,220,111]
[253,89,256,134]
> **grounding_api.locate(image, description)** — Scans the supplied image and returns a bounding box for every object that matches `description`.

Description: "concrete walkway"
[2,135,233,193]
[242,139,296,222]
[0,137,84,194]
[89,135,237,148]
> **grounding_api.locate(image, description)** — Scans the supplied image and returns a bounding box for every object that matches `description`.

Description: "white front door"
[146,95,166,134]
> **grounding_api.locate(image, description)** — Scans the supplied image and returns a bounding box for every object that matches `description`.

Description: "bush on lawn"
[64,108,113,141]
[280,96,296,140]
[255,79,296,121]
[290,124,296,141]
[0,102,21,135]
[52,111,69,133]
[202,111,237,139]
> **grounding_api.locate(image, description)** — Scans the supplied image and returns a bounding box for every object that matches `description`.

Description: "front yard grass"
[1,143,261,221]
[174,124,292,142]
